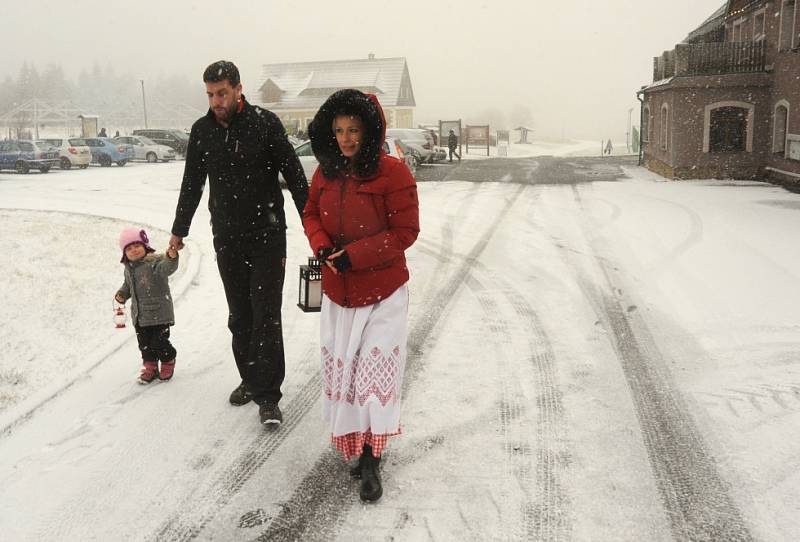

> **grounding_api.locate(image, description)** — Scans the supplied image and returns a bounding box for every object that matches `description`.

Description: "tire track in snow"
[146,346,320,542]
[418,237,571,541]
[251,183,528,541]
[566,185,753,542]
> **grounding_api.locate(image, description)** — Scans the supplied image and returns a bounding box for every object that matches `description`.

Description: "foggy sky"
[7,0,725,140]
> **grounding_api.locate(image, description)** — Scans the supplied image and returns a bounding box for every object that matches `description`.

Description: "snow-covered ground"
[2,154,800,541]
[456,139,631,160]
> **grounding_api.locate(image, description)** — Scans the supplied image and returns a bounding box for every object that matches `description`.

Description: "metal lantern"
[297,256,322,312]
[113,300,127,328]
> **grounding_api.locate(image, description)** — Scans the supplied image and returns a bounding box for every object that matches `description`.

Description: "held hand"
[317,247,337,274]
[114,294,125,304]
[169,234,185,252]
[325,249,342,274]
[328,250,351,274]
[166,246,178,259]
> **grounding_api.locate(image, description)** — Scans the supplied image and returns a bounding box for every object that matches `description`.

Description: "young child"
[115,227,179,384]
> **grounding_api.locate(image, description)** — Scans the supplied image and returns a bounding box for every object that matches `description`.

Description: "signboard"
[465,124,490,156]
[78,115,99,138]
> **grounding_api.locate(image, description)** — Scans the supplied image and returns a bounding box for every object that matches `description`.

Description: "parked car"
[282,137,416,185]
[0,140,60,173]
[114,135,176,163]
[386,128,435,163]
[84,137,135,167]
[40,138,92,170]
[131,129,189,156]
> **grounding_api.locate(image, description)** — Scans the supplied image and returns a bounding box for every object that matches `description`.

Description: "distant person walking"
[168,60,309,427]
[605,139,613,156]
[98,127,108,138]
[448,129,461,162]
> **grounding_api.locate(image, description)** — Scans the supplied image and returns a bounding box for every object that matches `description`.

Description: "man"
[447,129,461,162]
[169,60,308,426]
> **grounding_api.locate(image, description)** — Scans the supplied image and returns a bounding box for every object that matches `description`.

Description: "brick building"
[639,1,800,182]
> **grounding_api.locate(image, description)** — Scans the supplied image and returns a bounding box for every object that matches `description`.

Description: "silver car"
[114,135,176,163]
[288,137,417,182]
[386,128,435,163]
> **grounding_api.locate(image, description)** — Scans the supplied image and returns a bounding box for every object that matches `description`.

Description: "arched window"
[642,106,650,143]
[773,101,790,155]
[703,101,755,153]
[660,104,669,151]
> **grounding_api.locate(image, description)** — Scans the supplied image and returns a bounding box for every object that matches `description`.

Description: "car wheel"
[161,159,171,163]
[15,161,29,174]
[40,166,50,173]
[146,152,157,163]
[80,164,89,169]
[60,157,72,170]
[99,155,112,167]
[116,160,127,167]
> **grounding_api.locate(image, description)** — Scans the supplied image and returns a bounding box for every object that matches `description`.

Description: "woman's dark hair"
[309,89,384,179]
[203,60,240,87]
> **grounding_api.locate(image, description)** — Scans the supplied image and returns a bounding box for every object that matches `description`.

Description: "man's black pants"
[215,234,286,405]
[135,323,176,363]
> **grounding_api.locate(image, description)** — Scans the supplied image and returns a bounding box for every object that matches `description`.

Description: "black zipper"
[338,176,348,306]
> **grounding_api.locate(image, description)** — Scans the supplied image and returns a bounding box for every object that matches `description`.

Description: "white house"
[254,55,416,133]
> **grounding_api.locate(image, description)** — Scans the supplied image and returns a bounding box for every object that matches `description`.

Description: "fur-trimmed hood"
[308,89,386,180]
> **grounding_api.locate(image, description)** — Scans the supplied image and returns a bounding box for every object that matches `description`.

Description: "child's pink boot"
[159,360,175,381]
[138,361,159,384]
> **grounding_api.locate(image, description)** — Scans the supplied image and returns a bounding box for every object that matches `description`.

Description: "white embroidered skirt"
[320,284,408,458]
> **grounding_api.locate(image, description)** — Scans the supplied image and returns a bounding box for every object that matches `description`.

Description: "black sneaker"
[229,382,253,406]
[259,403,283,425]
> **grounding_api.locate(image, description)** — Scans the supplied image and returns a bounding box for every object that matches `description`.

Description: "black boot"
[359,444,383,502]
[349,453,366,478]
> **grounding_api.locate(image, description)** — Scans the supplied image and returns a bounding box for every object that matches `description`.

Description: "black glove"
[317,247,333,263]
[330,251,352,273]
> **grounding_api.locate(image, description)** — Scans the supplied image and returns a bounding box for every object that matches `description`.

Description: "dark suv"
[131,129,189,156]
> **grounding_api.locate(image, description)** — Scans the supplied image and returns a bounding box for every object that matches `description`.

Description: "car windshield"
[169,130,189,141]
[137,136,156,145]
[68,138,87,146]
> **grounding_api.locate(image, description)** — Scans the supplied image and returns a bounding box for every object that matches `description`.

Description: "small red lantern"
[113,300,127,328]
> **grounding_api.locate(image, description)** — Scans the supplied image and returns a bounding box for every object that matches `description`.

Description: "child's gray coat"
[116,253,179,327]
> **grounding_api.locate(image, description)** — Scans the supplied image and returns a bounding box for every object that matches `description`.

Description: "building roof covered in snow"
[255,56,415,111]
[684,3,727,43]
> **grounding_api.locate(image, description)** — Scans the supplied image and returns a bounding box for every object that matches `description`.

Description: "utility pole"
[140,80,149,128]
[626,107,633,153]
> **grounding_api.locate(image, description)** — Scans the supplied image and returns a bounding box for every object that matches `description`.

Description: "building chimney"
[368,53,375,60]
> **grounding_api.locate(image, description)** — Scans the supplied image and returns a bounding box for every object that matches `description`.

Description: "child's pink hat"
[119,227,155,262]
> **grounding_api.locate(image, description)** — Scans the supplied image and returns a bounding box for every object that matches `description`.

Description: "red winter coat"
[303,155,419,307]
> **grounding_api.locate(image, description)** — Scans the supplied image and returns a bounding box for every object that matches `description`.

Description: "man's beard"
[214,101,237,122]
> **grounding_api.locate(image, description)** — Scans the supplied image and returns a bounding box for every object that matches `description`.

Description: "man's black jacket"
[171,96,308,240]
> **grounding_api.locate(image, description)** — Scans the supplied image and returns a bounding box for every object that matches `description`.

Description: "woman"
[303,89,419,502]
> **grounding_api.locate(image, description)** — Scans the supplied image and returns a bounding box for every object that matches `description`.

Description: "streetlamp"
[626,107,633,153]
[140,79,149,128]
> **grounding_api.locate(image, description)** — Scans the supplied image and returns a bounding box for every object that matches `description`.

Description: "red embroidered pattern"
[321,347,357,402]
[322,346,401,406]
[331,429,401,461]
